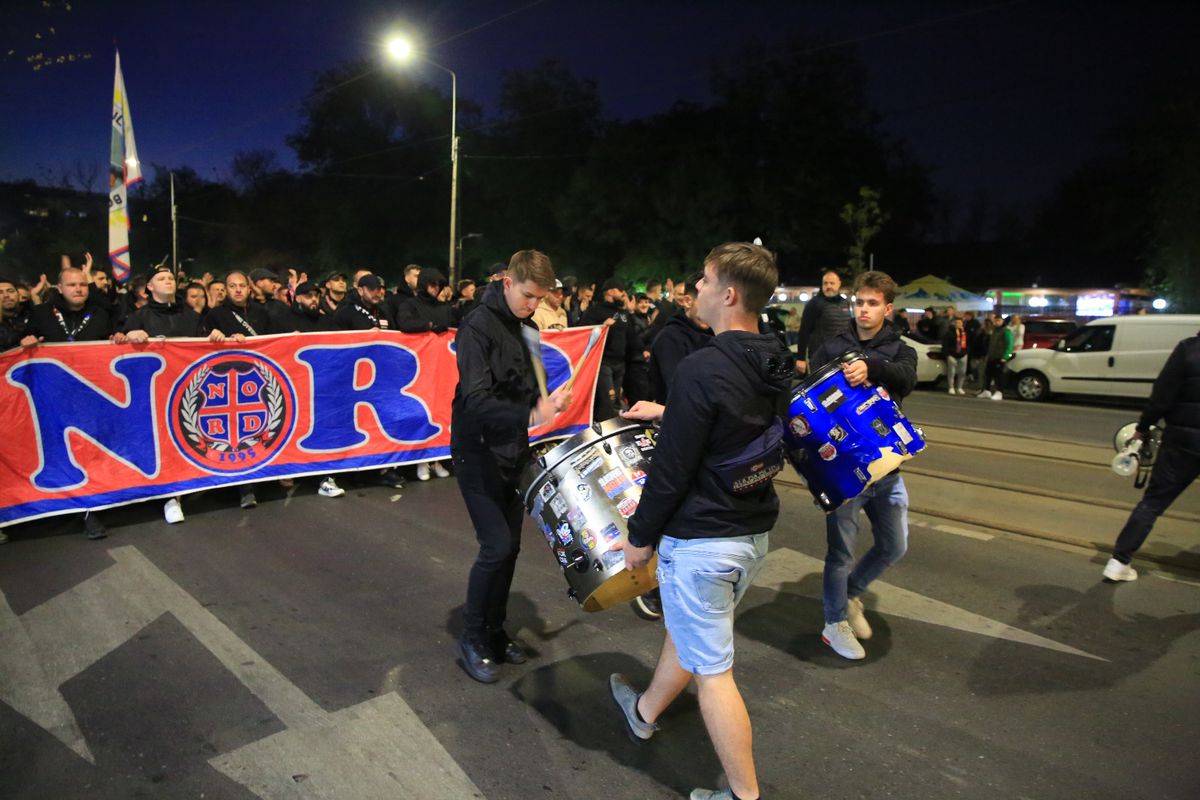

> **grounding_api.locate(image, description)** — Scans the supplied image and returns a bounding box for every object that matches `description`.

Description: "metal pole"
[448,69,458,286]
[170,172,177,273]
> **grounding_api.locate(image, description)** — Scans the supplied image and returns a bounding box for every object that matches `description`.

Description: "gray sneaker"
[609,673,658,742]
[690,789,737,800]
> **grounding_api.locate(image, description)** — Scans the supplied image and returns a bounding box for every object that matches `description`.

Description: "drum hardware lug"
[594,561,604,572]
[569,551,591,572]
[602,441,613,455]
[566,587,578,600]
[591,421,604,435]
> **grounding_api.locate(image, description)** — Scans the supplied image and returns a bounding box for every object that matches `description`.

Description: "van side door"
[1053,323,1117,396]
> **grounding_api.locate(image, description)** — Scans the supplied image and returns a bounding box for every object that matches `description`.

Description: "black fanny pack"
[705,417,786,495]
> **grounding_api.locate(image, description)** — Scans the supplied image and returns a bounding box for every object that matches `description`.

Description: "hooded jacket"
[809,324,918,402]
[450,280,541,470]
[649,312,713,403]
[627,330,794,547]
[1139,335,1200,455]
[394,269,452,333]
[25,295,112,342]
[273,301,333,333]
[124,298,205,338]
[580,297,644,367]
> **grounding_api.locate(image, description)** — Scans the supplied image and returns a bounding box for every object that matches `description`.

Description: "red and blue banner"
[0,327,606,526]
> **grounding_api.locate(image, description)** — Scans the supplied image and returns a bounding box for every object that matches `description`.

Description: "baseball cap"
[357,274,384,290]
[249,268,280,283]
[601,277,627,294]
[293,280,319,295]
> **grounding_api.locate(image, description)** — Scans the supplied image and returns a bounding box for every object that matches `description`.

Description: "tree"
[840,186,888,277]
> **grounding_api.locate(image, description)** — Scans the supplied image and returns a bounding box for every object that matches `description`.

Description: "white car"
[902,333,946,385]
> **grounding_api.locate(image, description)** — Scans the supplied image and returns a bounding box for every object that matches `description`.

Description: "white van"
[1006,314,1200,401]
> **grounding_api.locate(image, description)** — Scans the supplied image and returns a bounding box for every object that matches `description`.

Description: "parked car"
[1005,314,1200,401]
[902,333,945,385]
[1019,317,1077,349]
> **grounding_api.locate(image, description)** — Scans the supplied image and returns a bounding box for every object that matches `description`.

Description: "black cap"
[149,265,174,278]
[357,274,383,290]
[601,277,627,294]
[293,280,319,295]
[249,268,280,283]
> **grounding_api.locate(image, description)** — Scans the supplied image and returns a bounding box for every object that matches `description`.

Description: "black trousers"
[594,362,626,421]
[1113,442,1200,563]
[454,448,525,639]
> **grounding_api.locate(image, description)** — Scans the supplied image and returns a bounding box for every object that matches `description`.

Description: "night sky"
[3,0,1198,226]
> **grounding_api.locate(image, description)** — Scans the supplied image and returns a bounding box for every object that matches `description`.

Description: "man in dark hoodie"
[271,281,331,333]
[809,270,917,661]
[795,268,851,374]
[1103,331,1200,582]
[581,277,645,420]
[394,268,452,334]
[611,242,791,800]
[452,249,571,684]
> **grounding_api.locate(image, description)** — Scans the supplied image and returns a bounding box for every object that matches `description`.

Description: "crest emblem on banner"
[168,352,296,473]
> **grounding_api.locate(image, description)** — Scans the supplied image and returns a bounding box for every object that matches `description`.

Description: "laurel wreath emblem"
[179,361,285,454]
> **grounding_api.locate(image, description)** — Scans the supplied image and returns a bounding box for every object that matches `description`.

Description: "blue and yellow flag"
[108,50,142,282]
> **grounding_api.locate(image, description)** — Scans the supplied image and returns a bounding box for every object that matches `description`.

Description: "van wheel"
[1016,370,1049,401]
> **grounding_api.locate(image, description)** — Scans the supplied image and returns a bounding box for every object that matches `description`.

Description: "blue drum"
[784,351,925,512]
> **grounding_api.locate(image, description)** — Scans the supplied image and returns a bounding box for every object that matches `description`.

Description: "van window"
[1061,324,1114,353]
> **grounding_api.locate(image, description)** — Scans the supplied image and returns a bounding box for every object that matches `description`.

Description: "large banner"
[0,327,606,525]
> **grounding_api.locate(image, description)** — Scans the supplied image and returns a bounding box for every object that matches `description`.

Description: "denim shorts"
[657,533,769,676]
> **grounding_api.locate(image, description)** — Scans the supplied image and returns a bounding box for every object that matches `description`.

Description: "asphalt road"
[2,424,1198,800]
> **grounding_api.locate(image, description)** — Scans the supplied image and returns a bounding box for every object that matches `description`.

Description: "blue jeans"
[823,473,909,625]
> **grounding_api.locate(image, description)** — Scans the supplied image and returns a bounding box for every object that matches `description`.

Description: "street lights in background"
[384,34,460,285]
[457,232,482,277]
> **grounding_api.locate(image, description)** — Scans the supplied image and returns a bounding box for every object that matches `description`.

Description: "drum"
[522,418,660,612]
[784,351,926,512]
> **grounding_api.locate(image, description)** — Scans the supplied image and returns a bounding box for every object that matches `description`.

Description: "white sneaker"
[947,387,955,395]
[1102,557,1137,581]
[822,621,865,660]
[318,477,345,498]
[416,463,431,481]
[846,597,873,640]
[977,390,991,398]
[163,497,185,524]
[956,388,966,395]
[991,390,1003,400]
[432,461,450,479]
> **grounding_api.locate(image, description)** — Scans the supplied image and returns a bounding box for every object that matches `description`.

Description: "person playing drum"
[451,249,571,684]
[807,270,917,660]
[611,242,793,800]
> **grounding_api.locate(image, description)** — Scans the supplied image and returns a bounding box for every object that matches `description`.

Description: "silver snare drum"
[522,419,659,612]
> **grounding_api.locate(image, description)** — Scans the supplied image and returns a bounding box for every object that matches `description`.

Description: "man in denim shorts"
[612,243,793,800]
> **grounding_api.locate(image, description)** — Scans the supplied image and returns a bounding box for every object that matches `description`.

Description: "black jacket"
[796,292,851,360]
[650,312,713,403]
[124,298,205,338]
[627,330,793,548]
[333,296,392,331]
[395,270,452,333]
[810,325,918,402]
[940,326,970,358]
[1139,335,1200,455]
[580,298,643,367]
[274,302,333,333]
[450,280,541,470]
[204,298,270,337]
[24,297,112,342]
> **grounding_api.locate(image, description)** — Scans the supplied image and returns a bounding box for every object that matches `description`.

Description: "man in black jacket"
[271,281,332,333]
[1104,333,1200,581]
[20,267,112,346]
[394,268,452,334]
[613,243,791,800]
[809,271,918,661]
[649,271,712,405]
[334,274,394,332]
[204,271,270,339]
[0,277,28,351]
[452,249,571,683]
[795,268,851,374]
[580,277,644,420]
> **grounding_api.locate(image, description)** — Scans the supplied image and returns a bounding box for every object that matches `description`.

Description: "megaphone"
[1111,422,1161,487]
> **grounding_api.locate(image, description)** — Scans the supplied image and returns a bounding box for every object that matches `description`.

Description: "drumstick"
[520,325,550,399]
[562,325,605,392]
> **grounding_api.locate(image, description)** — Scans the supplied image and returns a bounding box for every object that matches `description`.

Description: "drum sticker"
[618,444,641,466]
[601,549,625,570]
[893,423,914,445]
[531,494,545,518]
[877,386,891,401]
[630,468,648,486]
[556,523,574,546]
[634,434,655,451]
[555,548,570,567]
[818,385,846,411]
[855,394,881,415]
[575,482,592,502]
[567,506,587,531]
[818,442,837,461]
[803,396,817,412]
[828,425,847,443]
[581,529,597,549]
[539,482,556,502]
[789,415,811,438]
[549,494,569,517]
[617,497,639,518]
[601,523,622,544]
[572,451,604,478]
[898,439,909,456]
[871,418,890,437]
[854,467,868,483]
[540,519,555,545]
[600,468,633,499]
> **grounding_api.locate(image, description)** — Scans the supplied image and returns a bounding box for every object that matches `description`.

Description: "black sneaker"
[489,628,528,665]
[83,513,108,540]
[631,588,662,621]
[457,636,499,684]
[239,488,257,509]
[379,468,406,489]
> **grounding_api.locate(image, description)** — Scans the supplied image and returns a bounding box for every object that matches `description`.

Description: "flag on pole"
[108,49,142,282]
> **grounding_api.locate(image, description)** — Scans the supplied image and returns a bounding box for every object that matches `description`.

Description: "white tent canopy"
[894,275,993,312]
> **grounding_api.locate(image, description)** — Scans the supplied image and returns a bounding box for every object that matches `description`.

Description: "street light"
[457,232,482,276]
[384,34,460,285]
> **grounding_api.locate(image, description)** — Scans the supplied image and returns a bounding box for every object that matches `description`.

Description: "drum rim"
[799,349,865,392]
[522,418,650,507]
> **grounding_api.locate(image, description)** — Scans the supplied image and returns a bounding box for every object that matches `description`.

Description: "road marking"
[1152,571,1200,588]
[911,518,995,541]
[754,548,1107,661]
[0,546,485,799]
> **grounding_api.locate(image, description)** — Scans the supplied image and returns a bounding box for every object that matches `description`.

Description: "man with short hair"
[452,279,477,327]
[612,242,791,800]
[581,277,645,420]
[452,249,571,683]
[0,278,29,351]
[20,268,112,346]
[320,272,349,316]
[206,279,227,309]
[809,270,917,660]
[532,279,568,331]
[249,268,286,319]
[205,270,270,340]
[184,282,208,315]
[795,269,851,374]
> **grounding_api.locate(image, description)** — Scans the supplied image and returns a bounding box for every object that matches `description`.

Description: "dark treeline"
[2,38,1197,309]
